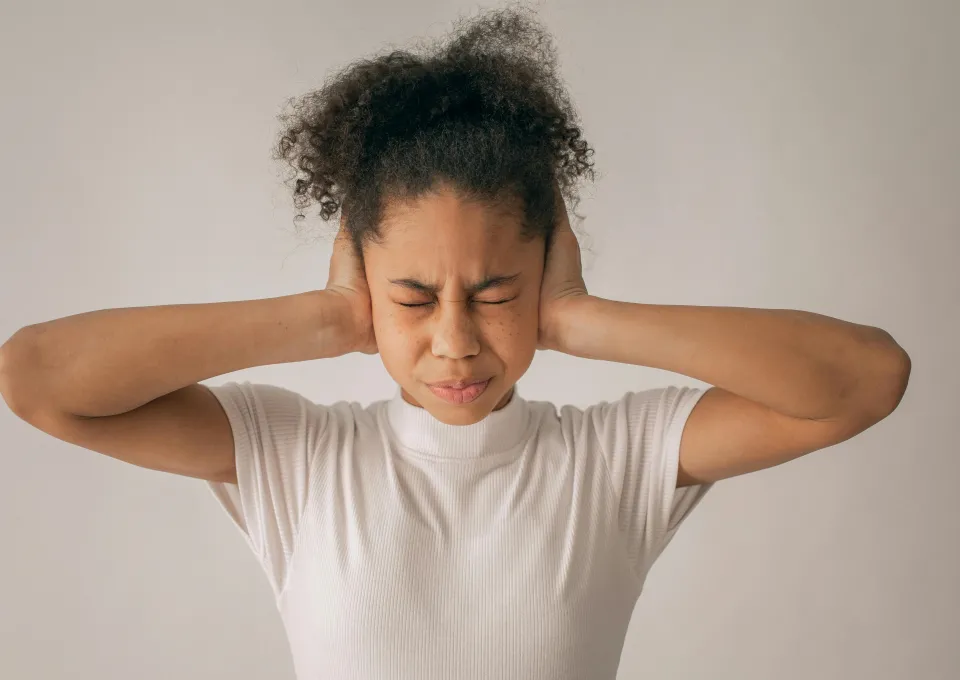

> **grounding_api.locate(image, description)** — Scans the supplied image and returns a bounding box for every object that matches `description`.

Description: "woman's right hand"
[323,217,378,355]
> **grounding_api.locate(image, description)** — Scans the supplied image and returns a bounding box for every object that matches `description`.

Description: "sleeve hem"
[658,385,713,542]
[204,382,266,563]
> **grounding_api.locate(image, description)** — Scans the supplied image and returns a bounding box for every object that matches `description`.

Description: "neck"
[386,384,529,458]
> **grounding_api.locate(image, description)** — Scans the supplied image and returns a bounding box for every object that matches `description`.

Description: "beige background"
[1,0,957,678]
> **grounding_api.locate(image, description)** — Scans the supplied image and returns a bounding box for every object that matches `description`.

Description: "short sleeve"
[205,381,332,599]
[572,385,713,582]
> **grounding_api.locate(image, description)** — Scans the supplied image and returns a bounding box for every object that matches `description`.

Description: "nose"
[431,299,481,360]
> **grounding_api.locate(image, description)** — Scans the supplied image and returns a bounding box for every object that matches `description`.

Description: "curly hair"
[273,4,596,252]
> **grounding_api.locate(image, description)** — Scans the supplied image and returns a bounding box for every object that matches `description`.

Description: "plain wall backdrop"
[1,0,957,678]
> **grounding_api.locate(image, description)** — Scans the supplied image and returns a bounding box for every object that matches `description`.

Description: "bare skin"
[0,181,910,489]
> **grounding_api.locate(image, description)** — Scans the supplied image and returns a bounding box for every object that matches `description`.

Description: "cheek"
[482,296,539,361]
[371,300,420,360]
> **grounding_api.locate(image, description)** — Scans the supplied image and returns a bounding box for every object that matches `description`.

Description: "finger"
[333,213,354,252]
[335,209,348,238]
[332,213,365,274]
[552,188,574,235]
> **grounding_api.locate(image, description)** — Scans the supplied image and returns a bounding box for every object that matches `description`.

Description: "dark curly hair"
[273,4,596,254]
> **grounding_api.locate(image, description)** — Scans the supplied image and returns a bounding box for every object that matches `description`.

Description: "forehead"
[365,187,537,276]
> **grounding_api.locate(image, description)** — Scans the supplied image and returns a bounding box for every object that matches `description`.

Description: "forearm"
[0,290,349,418]
[553,296,910,421]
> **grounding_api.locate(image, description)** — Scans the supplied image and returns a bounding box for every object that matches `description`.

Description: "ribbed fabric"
[206,382,712,680]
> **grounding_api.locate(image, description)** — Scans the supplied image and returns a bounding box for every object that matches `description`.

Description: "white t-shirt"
[206,382,712,680]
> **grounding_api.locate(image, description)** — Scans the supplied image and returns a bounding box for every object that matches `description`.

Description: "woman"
[0,7,910,680]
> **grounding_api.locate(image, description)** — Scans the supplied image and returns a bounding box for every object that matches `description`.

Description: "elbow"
[865,329,912,422]
[885,342,911,415]
[0,326,43,422]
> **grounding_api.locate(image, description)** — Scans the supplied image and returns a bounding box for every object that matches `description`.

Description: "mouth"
[425,377,492,405]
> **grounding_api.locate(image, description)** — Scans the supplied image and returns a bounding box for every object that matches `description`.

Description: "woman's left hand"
[538,187,589,351]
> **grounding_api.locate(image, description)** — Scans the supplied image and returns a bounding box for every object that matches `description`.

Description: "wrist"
[310,289,363,358]
[541,293,598,355]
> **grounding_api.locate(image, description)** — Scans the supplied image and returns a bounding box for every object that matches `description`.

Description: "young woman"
[0,8,910,680]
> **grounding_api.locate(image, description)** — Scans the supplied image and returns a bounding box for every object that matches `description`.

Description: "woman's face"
[363,184,545,425]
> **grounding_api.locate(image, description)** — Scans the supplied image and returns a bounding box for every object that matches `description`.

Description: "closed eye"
[397,298,516,308]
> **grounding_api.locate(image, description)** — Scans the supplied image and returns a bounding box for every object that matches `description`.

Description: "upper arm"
[16,383,238,484]
[676,386,885,487]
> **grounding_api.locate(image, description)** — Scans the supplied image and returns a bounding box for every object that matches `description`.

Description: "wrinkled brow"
[388,273,521,295]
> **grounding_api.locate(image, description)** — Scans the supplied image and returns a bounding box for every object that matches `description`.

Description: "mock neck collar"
[385,385,530,458]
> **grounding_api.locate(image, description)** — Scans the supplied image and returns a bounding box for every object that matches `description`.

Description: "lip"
[426,377,492,405]
[428,377,489,389]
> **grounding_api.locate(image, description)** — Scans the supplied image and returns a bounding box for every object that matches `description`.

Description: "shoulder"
[529,386,707,445]
[534,385,703,421]
[205,380,378,434]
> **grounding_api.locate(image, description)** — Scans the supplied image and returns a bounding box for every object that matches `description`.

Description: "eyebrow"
[388,273,521,295]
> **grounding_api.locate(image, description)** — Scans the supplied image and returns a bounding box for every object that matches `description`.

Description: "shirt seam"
[590,402,648,594]
[276,399,328,603]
